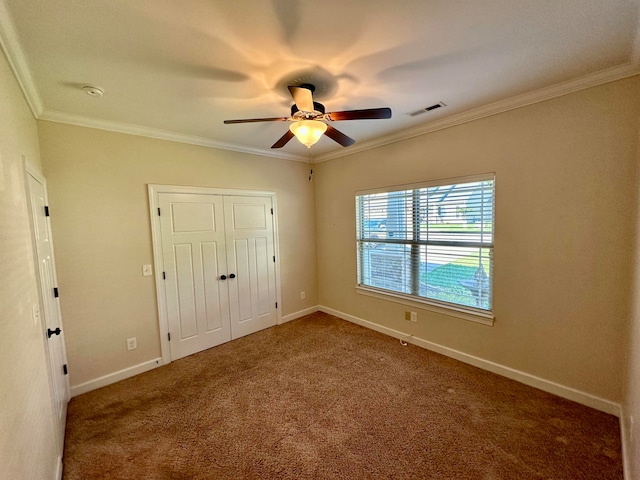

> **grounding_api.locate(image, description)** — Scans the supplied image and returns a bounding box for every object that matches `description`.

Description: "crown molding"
[38,109,307,162]
[313,62,640,164]
[0,0,43,117]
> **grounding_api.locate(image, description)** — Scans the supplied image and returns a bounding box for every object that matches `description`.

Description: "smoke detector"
[82,85,104,97]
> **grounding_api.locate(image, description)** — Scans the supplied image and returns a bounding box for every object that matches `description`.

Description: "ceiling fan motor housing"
[291,102,326,117]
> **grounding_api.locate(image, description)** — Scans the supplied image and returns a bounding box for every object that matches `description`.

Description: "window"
[356,174,494,319]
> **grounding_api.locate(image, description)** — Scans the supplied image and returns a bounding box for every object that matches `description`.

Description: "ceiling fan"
[223,84,392,149]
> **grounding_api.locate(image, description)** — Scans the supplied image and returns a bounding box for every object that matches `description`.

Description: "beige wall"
[37,122,318,387]
[624,122,640,479]
[315,76,640,402]
[0,50,61,476]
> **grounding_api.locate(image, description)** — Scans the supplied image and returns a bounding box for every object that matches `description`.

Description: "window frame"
[355,173,495,326]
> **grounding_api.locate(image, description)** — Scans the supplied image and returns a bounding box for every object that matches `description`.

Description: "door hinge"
[275,302,278,309]
[44,206,50,217]
[168,332,171,341]
[163,271,166,280]
[63,364,68,375]
[157,207,161,216]
[273,255,276,262]
[271,208,273,215]
[53,287,59,298]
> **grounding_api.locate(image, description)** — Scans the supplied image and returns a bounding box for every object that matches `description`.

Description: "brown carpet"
[63,312,622,479]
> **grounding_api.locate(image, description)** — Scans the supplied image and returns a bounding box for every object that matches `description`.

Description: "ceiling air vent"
[408,102,447,117]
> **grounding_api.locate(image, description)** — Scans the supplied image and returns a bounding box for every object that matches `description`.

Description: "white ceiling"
[1,0,639,162]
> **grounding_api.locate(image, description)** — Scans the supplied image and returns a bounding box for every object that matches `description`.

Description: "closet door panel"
[159,193,231,360]
[254,236,271,315]
[201,241,225,332]
[174,243,198,339]
[225,196,277,339]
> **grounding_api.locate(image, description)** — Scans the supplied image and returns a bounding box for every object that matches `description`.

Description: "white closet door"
[224,195,277,339]
[27,173,69,450]
[159,193,231,359]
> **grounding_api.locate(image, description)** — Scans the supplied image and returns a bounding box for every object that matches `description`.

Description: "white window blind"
[356,174,494,315]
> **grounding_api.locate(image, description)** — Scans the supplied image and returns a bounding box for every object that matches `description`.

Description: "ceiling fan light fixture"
[289,120,327,148]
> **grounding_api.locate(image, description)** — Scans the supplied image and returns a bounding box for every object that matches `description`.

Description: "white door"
[159,193,231,360]
[156,190,278,361]
[224,195,277,338]
[27,172,69,449]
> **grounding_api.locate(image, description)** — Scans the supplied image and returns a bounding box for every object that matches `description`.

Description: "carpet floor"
[63,312,623,479]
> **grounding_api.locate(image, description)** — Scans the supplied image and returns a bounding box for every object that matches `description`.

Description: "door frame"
[24,162,70,454]
[148,184,282,365]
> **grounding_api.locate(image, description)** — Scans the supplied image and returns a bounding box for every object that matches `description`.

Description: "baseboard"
[280,305,319,324]
[620,409,631,480]
[319,306,621,417]
[70,358,163,397]
[54,455,62,480]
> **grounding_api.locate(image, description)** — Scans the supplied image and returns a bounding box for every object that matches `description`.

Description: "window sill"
[355,286,494,326]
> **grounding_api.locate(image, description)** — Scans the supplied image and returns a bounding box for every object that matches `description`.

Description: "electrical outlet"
[142,264,153,276]
[301,291,306,300]
[410,312,418,322]
[127,337,137,351]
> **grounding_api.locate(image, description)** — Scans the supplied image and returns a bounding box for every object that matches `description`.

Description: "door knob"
[220,275,227,280]
[229,273,236,279]
[47,327,61,338]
